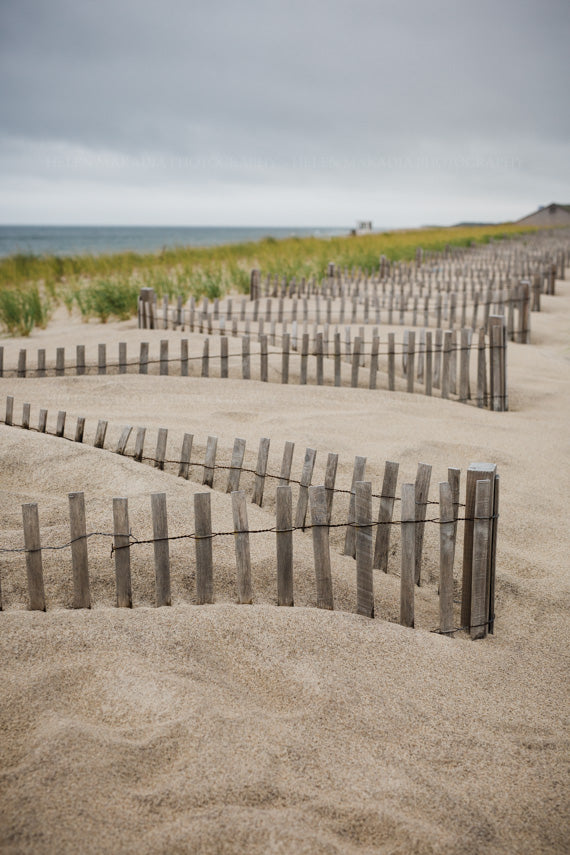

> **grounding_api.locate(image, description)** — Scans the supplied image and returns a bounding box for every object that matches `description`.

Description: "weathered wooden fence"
[0,320,508,410]
[1,464,499,640]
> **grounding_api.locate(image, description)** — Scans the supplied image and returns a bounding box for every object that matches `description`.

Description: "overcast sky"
[1,0,569,227]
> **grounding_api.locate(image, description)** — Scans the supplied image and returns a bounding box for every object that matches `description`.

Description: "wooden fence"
[1,472,499,641]
[0,320,508,410]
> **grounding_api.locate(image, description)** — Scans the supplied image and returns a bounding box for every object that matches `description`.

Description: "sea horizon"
[0,224,351,259]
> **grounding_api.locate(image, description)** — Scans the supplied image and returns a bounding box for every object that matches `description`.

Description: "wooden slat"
[227,437,246,493]
[180,339,189,376]
[134,427,146,461]
[260,334,268,382]
[75,417,85,443]
[154,428,168,470]
[118,342,127,374]
[220,336,228,378]
[308,485,334,610]
[355,482,374,618]
[399,483,415,627]
[251,437,270,506]
[281,332,290,384]
[93,420,108,449]
[414,462,432,586]
[324,452,339,524]
[98,343,107,375]
[373,460,399,572]
[139,341,149,374]
[203,435,218,487]
[231,491,253,604]
[470,479,491,639]
[489,474,500,634]
[194,493,214,604]
[460,463,496,627]
[151,492,171,607]
[178,433,193,479]
[38,409,48,433]
[242,335,250,379]
[438,482,455,634]
[113,497,132,608]
[294,447,317,529]
[201,338,209,378]
[159,340,169,375]
[388,333,395,390]
[22,503,46,611]
[279,441,295,485]
[344,456,366,557]
[69,491,90,609]
[56,410,66,437]
[116,426,132,455]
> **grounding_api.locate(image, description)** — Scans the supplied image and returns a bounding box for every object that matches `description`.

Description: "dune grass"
[0,222,541,334]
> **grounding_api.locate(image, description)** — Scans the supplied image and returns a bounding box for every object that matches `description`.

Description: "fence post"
[459,328,470,403]
[201,338,209,378]
[98,343,107,375]
[17,349,26,378]
[407,331,415,393]
[425,331,433,396]
[37,349,46,377]
[373,461,399,572]
[139,342,149,374]
[155,428,168,470]
[75,417,85,443]
[477,328,487,407]
[460,463,496,629]
[22,503,46,611]
[300,333,309,384]
[281,333,290,384]
[194,493,214,604]
[279,441,295,485]
[259,334,268,382]
[220,336,228,378]
[203,435,218,487]
[388,333,395,390]
[231,491,253,604]
[470,479,491,639]
[159,340,169,375]
[119,342,127,374]
[134,427,146,461]
[308,485,334,610]
[324,452,339,523]
[178,433,193,479]
[356,482,374,618]
[344,456,366,557]
[69,491,90,609]
[351,337,361,387]
[227,437,246,493]
[489,473,500,635]
[242,335,250,380]
[414,462,432,586]
[334,331,341,386]
[113,497,132,608]
[56,410,66,437]
[294,447,317,529]
[276,485,294,606]
[56,347,65,377]
[38,409,48,433]
[116,426,132,455]
[94,420,107,449]
[400,483,415,627]
[441,331,452,398]
[252,437,270,506]
[151,492,171,607]
[22,402,30,429]
[438,482,455,634]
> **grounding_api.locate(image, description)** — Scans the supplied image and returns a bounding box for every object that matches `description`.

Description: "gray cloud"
[1,0,569,224]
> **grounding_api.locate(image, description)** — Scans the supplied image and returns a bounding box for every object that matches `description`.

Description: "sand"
[0,280,569,854]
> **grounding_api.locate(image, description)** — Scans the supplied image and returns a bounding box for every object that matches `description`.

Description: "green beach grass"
[0,222,540,334]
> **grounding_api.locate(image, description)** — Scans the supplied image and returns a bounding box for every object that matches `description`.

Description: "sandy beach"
[1,278,569,853]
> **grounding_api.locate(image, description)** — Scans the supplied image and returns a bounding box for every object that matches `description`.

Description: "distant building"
[350,220,373,236]
[515,203,570,227]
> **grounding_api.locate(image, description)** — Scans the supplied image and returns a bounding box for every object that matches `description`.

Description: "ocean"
[0,225,348,259]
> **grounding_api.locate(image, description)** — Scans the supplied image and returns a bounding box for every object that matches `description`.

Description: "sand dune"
[1,282,569,853]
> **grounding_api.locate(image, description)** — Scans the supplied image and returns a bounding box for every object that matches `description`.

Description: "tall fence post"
[194,493,214,604]
[231,491,253,604]
[113,497,132,608]
[470,479,492,639]
[151,492,171,607]
[22,503,46,611]
[400,483,415,627]
[461,463,497,630]
[355,482,374,618]
[69,491,90,609]
[438,482,455,634]
[276,485,294,606]
[309,485,334,610]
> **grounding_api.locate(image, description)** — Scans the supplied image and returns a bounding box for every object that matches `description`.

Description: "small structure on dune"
[350,220,373,236]
[515,203,570,227]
